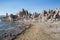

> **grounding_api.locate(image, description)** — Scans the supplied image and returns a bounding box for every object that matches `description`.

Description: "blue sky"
[0,0,60,15]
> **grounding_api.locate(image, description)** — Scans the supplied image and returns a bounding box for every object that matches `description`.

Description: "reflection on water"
[0,21,20,30]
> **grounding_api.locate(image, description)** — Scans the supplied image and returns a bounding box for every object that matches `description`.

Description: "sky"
[0,0,60,15]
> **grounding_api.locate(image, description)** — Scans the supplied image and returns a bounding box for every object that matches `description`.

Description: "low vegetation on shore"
[15,22,60,40]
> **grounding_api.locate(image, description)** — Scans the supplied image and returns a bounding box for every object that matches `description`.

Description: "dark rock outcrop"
[40,8,60,21]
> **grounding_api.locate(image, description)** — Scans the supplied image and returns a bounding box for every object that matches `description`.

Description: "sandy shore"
[14,22,57,40]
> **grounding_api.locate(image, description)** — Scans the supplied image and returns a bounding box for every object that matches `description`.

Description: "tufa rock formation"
[1,8,60,22]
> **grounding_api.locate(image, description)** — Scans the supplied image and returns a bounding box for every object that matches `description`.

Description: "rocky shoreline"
[0,21,31,40]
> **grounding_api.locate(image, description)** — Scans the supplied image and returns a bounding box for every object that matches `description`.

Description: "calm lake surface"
[0,21,20,30]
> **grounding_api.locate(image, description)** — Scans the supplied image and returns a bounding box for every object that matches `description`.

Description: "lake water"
[0,21,20,30]
[0,21,25,40]
[0,21,8,29]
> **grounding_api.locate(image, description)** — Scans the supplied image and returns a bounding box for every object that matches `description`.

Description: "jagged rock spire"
[6,13,8,17]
